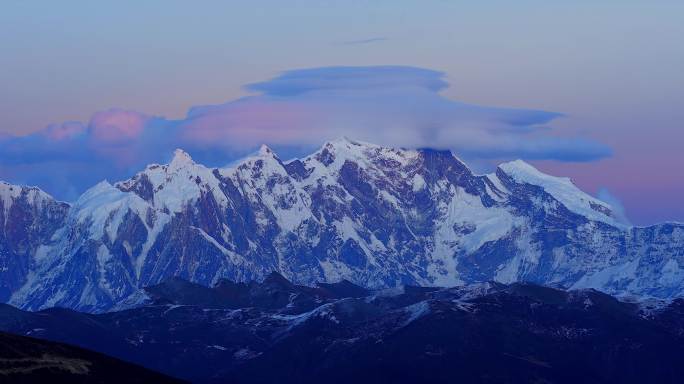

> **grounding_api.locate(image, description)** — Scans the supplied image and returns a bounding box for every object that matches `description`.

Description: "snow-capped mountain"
[0,182,69,302]
[2,138,683,312]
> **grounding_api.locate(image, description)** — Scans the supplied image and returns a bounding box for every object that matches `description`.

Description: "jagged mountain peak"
[0,180,70,303]
[113,146,229,213]
[304,137,422,176]
[323,135,361,148]
[322,136,379,151]
[168,148,194,170]
[0,180,61,205]
[221,144,289,185]
[0,180,25,198]
[219,143,285,174]
[257,143,276,157]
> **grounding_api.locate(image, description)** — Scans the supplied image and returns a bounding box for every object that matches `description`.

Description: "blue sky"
[0,1,683,224]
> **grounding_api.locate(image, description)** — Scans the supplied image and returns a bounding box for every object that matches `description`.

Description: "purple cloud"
[0,66,611,200]
[244,66,448,95]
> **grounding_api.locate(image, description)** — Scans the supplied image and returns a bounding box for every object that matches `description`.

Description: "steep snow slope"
[0,182,69,302]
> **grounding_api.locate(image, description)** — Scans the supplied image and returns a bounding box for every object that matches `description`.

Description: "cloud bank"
[0,65,611,200]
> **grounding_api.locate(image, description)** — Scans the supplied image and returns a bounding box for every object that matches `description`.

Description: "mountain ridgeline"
[1,138,683,312]
[1,274,684,383]
[0,331,183,383]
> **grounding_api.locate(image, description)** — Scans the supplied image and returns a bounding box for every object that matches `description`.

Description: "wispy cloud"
[335,37,388,46]
[597,188,631,225]
[0,65,611,200]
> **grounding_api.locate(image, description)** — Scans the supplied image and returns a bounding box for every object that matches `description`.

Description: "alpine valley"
[1,138,683,313]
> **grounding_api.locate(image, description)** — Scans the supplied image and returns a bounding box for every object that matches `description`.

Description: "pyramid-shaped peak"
[242,144,280,162]
[169,148,194,169]
[258,144,276,157]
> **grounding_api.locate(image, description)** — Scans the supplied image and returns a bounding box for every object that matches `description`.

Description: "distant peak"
[241,144,280,162]
[331,136,353,144]
[173,148,192,161]
[92,180,114,189]
[498,159,537,177]
[258,144,275,157]
[497,158,622,226]
[500,159,534,171]
[0,181,50,195]
[76,180,116,202]
[169,148,194,169]
[319,137,380,156]
[325,136,362,148]
[498,159,571,185]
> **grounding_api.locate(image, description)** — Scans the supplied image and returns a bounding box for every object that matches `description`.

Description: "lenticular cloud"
[0,65,611,200]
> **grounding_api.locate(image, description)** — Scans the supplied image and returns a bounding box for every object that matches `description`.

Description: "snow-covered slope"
[0,182,69,302]
[2,138,683,312]
[497,160,623,226]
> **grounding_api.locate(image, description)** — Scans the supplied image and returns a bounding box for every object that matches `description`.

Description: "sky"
[0,1,682,225]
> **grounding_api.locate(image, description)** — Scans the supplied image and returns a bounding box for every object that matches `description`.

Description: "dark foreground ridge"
[0,331,184,383]
[1,273,684,383]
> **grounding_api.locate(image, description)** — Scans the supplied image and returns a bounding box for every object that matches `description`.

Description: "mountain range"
[1,138,683,312]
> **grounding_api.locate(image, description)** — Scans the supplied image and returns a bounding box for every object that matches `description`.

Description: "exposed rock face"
[1,139,683,312]
[0,182,69,302]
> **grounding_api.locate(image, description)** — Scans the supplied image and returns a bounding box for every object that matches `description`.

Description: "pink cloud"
[43,121,86,141]
[182,99,321,146]
[0,66,615,214]
[88,109,150,143]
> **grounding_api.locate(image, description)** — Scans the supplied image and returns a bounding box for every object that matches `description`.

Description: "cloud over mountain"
[0,66,610,200]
